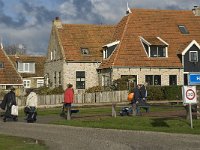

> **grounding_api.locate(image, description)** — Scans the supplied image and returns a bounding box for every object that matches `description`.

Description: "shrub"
[37,86,64,95]
[147,86,164,100]
[146,85,182,100]
[162,86,182,100]
[0,89,6,99]
[85,86,111,93]
[51,86,64,94]
[113,76,135,91]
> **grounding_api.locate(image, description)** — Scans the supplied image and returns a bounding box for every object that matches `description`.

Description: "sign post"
[182,86,197,129]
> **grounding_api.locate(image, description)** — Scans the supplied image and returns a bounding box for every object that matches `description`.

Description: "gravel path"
[0,119,200,150]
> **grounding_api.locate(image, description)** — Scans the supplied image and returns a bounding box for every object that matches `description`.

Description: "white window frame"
[23,80,31,88]
[37,79,44,88]
[103,49,108,59]
[50,51,53,60]
[150,46,167,57]
[18,62,35,73]
[189,51,198,62]
[140,36,168,58]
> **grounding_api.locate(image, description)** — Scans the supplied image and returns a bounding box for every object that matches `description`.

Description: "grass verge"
[0,134,48,150]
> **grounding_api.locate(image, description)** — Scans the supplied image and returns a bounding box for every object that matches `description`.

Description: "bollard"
[112,103,116,118]
[132,104,137,116]
[67,107,71,120]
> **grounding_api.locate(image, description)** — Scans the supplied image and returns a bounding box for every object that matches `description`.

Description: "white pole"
[189,104,193,129]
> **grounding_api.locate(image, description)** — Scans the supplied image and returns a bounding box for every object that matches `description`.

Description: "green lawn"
[0,134,48,150]
[44,105,200,135]
[19,105,200,134]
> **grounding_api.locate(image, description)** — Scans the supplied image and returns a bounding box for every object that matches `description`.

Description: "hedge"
[147,86,182,100]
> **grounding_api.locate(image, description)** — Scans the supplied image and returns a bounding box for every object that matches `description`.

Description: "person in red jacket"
[64,84,74,107]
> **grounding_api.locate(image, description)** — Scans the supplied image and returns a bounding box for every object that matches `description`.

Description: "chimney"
[192,6,200,16]
[53,17,62,28]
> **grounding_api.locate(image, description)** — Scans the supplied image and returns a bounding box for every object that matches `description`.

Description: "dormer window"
[178,25,189,34]
[150,46,166,57]
[189,51,198,62]
[103,41,120,59]
[140,36,168,58]
[17,62,35,73]
[0,62,4,68]
[81,48,89,55]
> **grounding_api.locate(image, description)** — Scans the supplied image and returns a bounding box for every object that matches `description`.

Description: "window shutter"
[18,62,23,72]
[29,63,35,73]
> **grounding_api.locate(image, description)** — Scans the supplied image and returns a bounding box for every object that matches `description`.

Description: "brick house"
[9,55,46,89]
[0,46,23,95]
[45,7,200,91]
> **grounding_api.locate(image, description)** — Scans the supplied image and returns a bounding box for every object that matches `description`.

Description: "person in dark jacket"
[140,83,147,101]
[131,84,141,115]
[132,84,141,104]
[1,86,17,122]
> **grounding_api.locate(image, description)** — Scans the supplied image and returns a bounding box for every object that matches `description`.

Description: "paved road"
[0,120,200,150]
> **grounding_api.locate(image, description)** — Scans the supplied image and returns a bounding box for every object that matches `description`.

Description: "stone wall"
[112,68,184,85]
[63,62,100,91]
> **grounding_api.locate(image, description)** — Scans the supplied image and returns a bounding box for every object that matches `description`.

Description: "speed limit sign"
[183,86,197,104]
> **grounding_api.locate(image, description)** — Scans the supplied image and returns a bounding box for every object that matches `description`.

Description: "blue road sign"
[189,73,200,85]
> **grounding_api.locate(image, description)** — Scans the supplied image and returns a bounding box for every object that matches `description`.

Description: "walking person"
[24,88,38,122]
[62,84,74,118]
[1,86,17,122]
[131,84,141,115]
[140,83,148,102]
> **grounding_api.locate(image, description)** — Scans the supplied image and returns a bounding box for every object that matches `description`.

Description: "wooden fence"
[16,90,129,107]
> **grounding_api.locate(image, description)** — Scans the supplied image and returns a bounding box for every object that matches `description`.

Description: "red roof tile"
[0,48,22,85]
[99,9,200,69]
[57,24,115,62]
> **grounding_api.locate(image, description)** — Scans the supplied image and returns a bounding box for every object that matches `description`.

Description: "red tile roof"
[0,48,22,85]
[9,55,46,78]
[57,24,115,62]
[99,9,200,69]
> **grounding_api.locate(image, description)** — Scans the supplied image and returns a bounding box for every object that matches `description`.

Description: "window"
[103,41,119,59]
[58,72,61,85]
[37,79,44,88]
[81,48,89,55]
[189,51,198,62]
[54,49,56,60]
[76,71,85,89]
[23,80,31,88]
[102,75,110,86]
[169,75,177,85]
[50,51,53,60]
[0,62,4,68]
[150,46,166,57]
[103,45,117,59]
[145,75,161,85]
[17,62,35,73]
[141,41,167,58]
[54,72,56,86]
[178,25,189,34]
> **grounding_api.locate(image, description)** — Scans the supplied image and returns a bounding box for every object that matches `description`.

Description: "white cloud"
[59,1,77,17]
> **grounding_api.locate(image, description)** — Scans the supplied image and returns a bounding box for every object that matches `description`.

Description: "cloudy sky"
[0,0,200,55]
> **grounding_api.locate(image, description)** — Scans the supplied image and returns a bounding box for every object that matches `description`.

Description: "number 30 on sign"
[182,86,197,104]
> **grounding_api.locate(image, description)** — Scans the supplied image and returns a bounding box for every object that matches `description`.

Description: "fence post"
[67,107,71,120]
[112,103,116,118]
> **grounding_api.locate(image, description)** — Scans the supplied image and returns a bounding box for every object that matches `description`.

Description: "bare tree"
[4,44,26,55]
